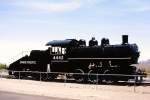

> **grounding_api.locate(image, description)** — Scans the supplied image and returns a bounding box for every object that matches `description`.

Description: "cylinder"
[122,35,128,44]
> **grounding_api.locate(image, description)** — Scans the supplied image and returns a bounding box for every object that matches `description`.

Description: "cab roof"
[46,39,78,47]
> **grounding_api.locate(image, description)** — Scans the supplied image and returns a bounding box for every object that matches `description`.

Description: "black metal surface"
[8,35,144,83]
[46,39,78,47]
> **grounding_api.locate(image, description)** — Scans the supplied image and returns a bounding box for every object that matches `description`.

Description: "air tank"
[89,37,98,46]
[79,39,86,46]
[101,38,109,46]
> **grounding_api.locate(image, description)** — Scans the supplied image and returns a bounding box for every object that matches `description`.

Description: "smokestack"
[122,35,128,44]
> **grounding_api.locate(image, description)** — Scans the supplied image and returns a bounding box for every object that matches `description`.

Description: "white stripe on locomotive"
[68,57,131,60]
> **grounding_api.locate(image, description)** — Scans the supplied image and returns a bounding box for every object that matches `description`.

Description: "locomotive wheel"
[8,71,13,75]
[88,70,99,83]
[14,72,24,79]
[73,69,85,83]
[47,73,58,80]
[103,70,114,83]
[32,73,40,80]
[32,72,46,81]
[40,73,49,81]
[40,73,58,81]
[14,72,19,79]
[103,70,119,83]
[32,72,58,81]
[135,69,144,83]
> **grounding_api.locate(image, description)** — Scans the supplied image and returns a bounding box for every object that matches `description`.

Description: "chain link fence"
[0,70,150,93]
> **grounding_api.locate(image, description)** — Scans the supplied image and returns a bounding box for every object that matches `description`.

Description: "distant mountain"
[138,59,150,74]
[139,59,150,64]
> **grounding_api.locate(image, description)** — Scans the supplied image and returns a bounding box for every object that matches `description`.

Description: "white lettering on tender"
[20,61,36,64]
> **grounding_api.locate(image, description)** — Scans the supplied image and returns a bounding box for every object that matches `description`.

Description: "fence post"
[96,74,99,85]
[65,73,67,83]
[134,75,136,93]
[40,72,41,81]
[64,73,67,87]
[96,74,99,90]
[19,71,20,79]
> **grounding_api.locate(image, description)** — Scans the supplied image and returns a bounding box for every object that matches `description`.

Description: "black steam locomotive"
[8,35,141,83]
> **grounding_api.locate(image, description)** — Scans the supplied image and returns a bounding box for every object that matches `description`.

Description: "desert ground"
[0,78,150,100]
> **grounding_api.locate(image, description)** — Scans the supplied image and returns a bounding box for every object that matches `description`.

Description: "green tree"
[0,63,7,69]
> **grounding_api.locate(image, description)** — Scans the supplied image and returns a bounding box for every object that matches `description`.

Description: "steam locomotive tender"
[8,35,140,82]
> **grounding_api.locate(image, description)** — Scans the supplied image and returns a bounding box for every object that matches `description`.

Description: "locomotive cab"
[46,39,79,61]
[49,46,66,60]
[46,39,79,72]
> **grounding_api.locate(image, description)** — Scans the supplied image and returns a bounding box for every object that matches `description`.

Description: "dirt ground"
[0,78,150,100]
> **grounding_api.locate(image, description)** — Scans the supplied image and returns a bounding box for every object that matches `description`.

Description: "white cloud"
[27,1,82,12]
[4,0,106,13]
[9,0,82,13]
[3,0,150,13]
[90,0,150,16]
[119,0,150,12]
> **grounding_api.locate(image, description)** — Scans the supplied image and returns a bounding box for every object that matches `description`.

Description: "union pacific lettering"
[20,61,36,64]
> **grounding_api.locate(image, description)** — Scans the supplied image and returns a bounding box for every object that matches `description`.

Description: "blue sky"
[0,0,150,64]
